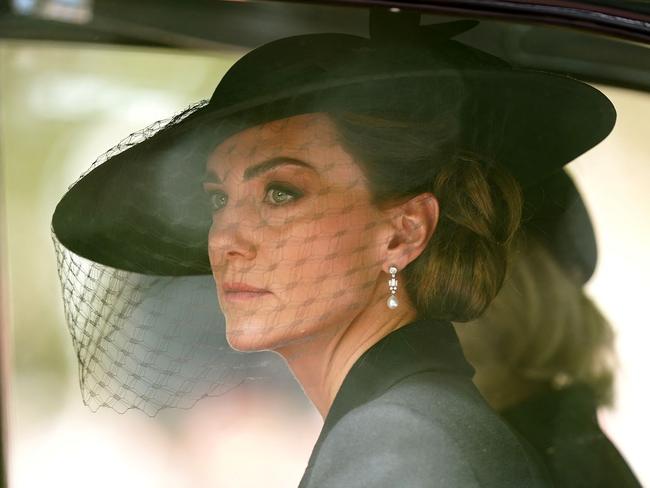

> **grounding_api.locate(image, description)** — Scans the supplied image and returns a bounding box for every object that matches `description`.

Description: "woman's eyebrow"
[204,157,318,184]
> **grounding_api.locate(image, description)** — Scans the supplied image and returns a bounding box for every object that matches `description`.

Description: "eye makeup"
[204,179,306,212]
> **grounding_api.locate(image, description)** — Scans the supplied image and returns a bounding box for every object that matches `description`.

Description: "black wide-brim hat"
[522,170,597,285]
[52,14,616,276]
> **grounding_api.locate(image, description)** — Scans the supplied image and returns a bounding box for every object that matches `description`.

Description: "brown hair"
[331,112,522,322]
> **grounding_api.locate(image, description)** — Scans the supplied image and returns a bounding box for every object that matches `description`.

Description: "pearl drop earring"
[387,265,399,309]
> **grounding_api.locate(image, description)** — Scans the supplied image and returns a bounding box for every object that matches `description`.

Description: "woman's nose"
[208,198,259,261]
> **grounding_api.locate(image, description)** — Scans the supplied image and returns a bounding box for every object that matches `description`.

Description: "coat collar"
[323,317,475,441]
[299,318,475,486]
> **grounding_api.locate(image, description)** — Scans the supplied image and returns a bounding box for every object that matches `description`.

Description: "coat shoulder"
[304,372,550,488]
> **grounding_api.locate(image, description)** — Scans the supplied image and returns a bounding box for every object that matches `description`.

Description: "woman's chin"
[226,333,263,352]
[226,320,312,352]
[224,319,282,352]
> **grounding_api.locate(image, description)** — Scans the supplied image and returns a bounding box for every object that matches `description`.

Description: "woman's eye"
[264,185,302,206]
[210,191,228,211]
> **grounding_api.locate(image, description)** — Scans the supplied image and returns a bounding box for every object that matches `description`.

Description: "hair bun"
[406,154,523,322]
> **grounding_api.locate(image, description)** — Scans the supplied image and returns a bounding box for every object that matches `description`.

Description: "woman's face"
[204,113,390,352]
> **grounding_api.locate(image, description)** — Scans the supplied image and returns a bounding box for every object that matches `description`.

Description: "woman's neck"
[275,285,417,419]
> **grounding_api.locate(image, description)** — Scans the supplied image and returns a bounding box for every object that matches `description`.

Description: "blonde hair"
[455,235,617,409]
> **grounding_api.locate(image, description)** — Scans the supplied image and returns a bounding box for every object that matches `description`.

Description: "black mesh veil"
[52,101,284,415]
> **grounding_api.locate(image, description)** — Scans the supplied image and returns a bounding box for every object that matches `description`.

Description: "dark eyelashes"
[208,190,228,212]
[266,181,304,199]
[206,181,305,212]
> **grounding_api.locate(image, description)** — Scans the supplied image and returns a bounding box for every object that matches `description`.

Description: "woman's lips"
[224,291,272,301]
[222,283,272,302]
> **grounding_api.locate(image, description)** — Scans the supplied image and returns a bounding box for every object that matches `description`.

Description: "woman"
[455,171,642,487]
[51,10,615,487]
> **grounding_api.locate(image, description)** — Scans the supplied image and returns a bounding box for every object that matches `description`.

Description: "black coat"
[298,318,551,487]
[502,384,642,488]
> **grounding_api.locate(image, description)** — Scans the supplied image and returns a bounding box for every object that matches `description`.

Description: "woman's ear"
[383,193,439,271]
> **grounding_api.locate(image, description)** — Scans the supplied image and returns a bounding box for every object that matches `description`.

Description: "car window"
[1,2,649,486]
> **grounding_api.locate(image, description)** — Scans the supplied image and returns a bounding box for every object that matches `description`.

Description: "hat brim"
[52,67,615,276]
[522,170,597,284]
